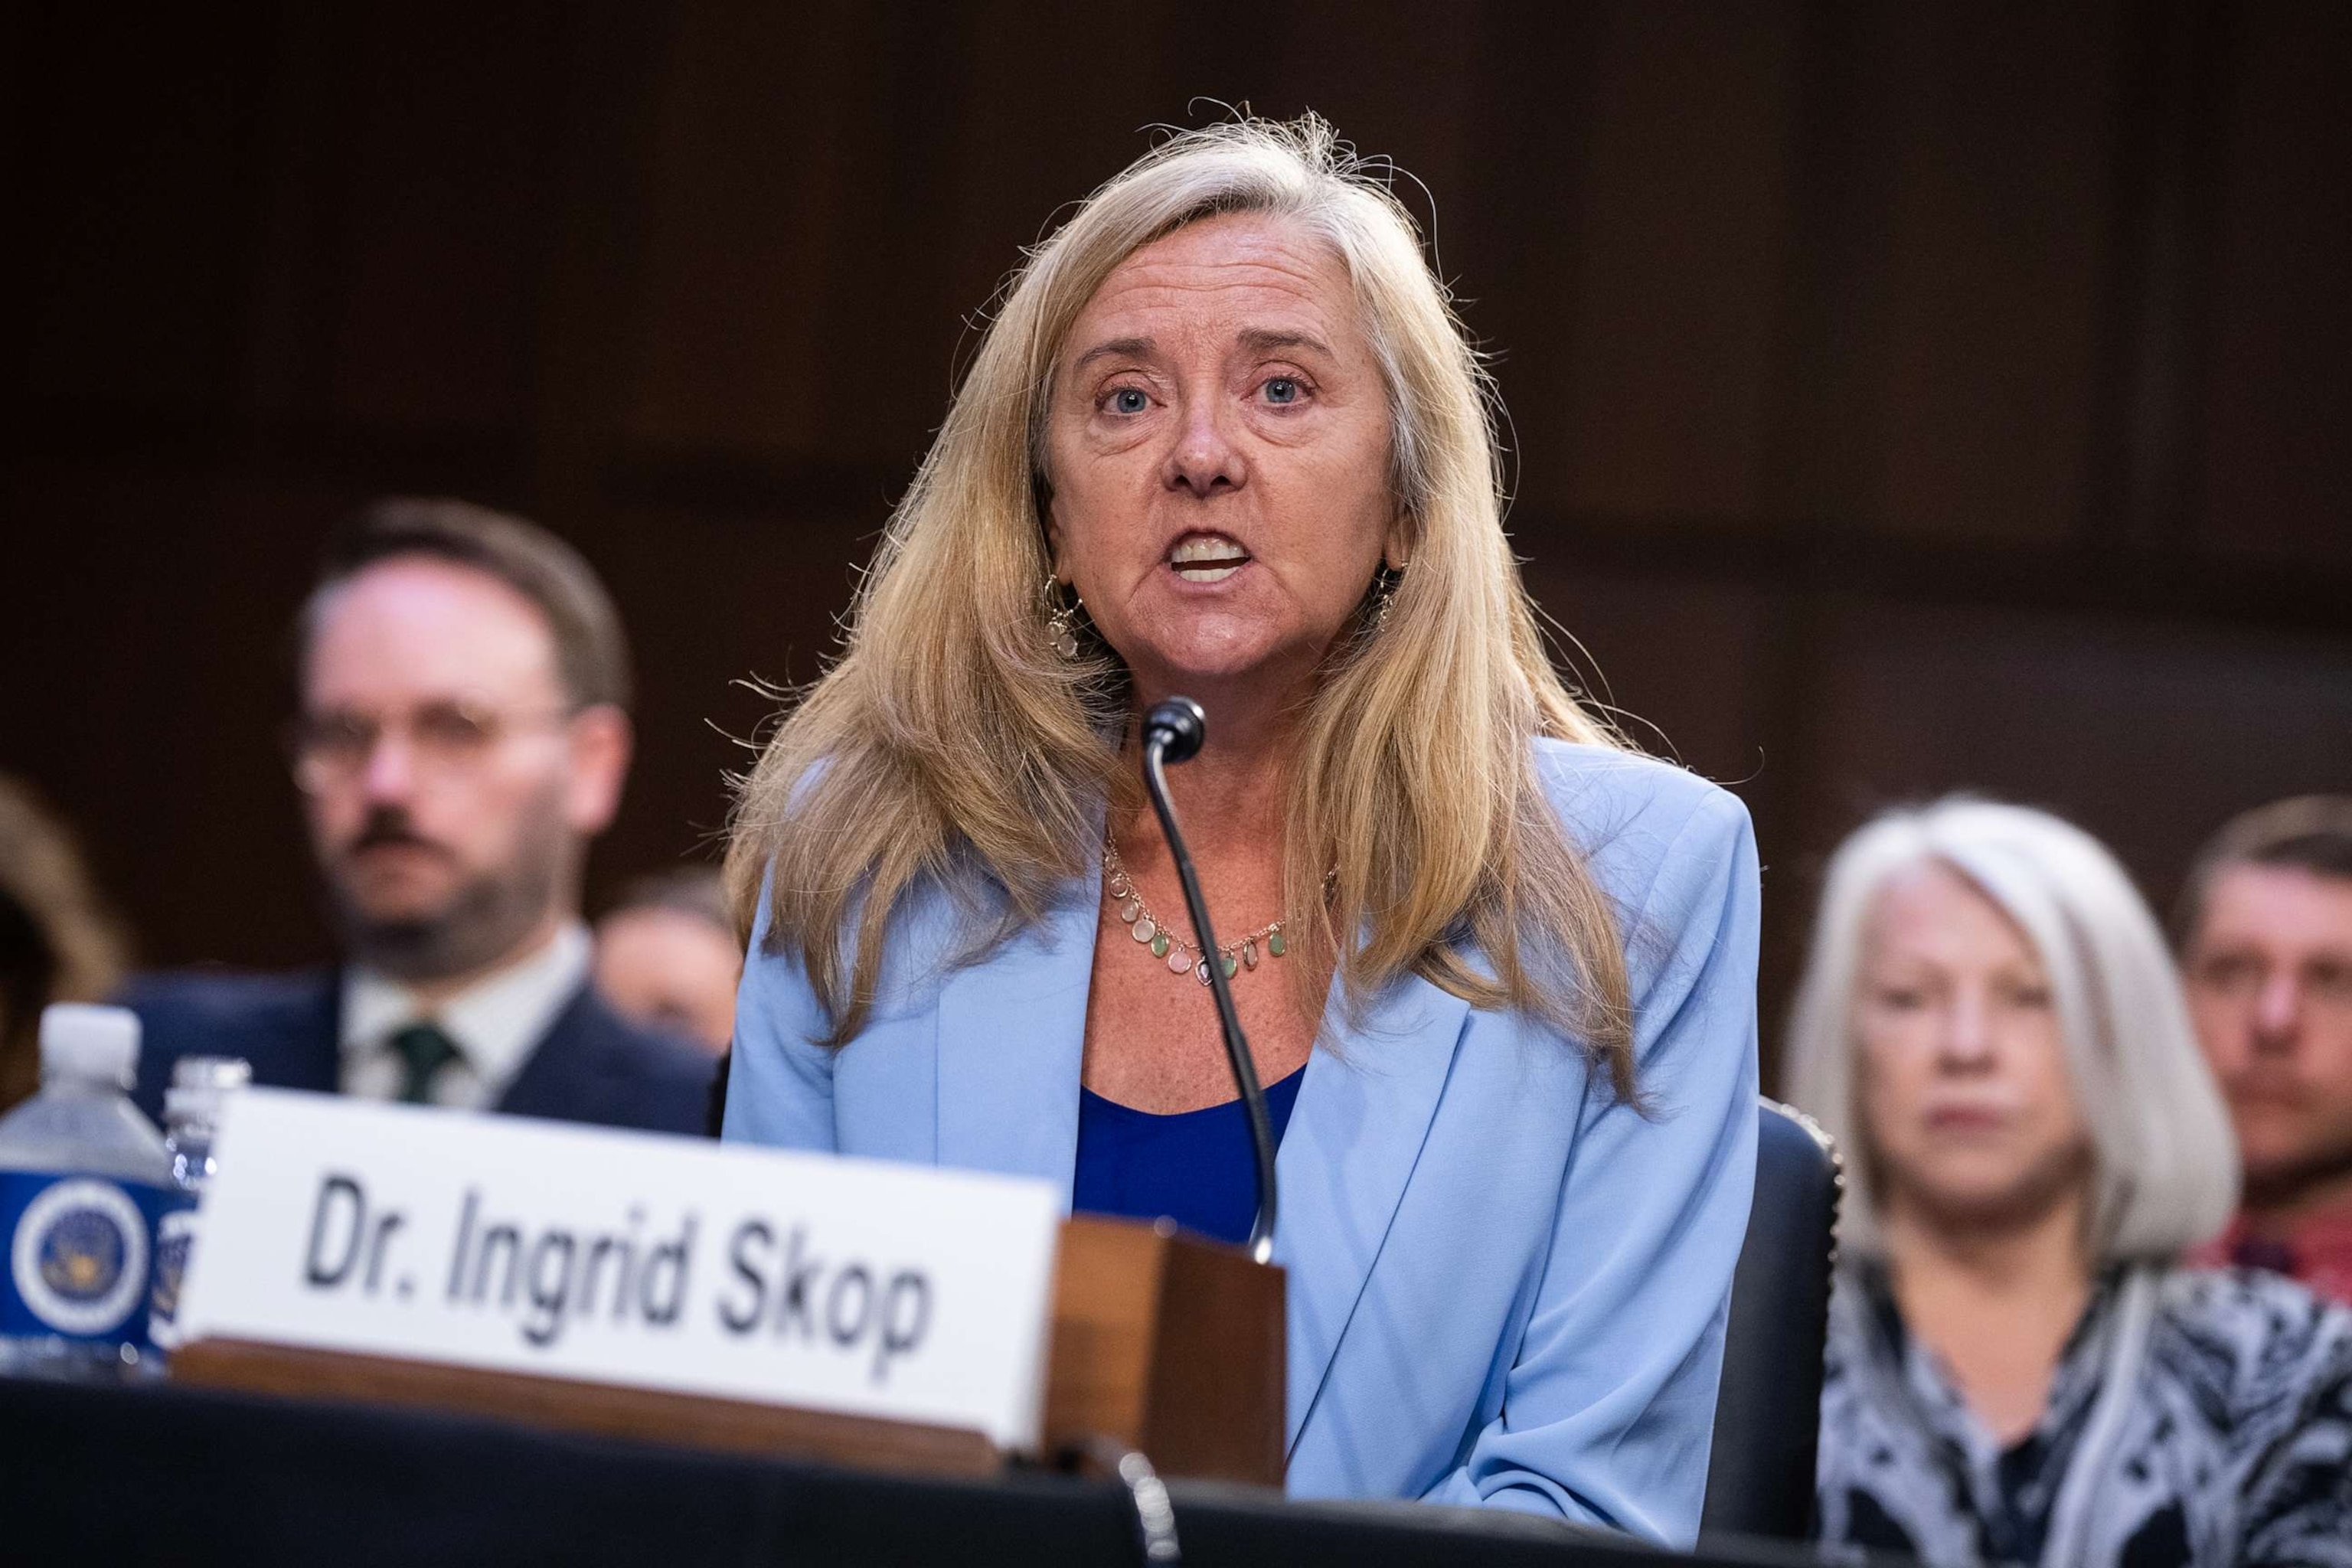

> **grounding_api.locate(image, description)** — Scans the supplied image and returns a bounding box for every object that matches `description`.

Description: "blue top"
[1073,1067,1307,1246]
[724,740,1760,1545]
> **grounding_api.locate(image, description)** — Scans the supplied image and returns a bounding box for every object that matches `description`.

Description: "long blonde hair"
[725,116,1638,1093]
[0,776,129,1110]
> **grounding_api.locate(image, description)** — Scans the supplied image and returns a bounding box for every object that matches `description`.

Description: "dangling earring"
[1043,573,1083,661]
[1369,564,1403,635]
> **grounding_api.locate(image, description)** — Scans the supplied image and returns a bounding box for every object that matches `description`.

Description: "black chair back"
[1700,1096,1843,1541]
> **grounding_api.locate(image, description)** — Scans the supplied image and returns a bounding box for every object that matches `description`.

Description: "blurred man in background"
[123,499,713,1133]
[593,867,739,1054]
[2181,796,2352,1303]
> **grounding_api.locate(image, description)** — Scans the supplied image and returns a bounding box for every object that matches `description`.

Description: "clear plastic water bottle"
[147,1056,250,1352]
[0,1004,175,1380]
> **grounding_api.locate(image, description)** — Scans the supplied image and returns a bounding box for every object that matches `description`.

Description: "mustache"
[345,808,452,858]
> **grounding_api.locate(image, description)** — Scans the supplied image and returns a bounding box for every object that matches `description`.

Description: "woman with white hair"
[720,116,1759,1539]
[1785,799,2352,1567]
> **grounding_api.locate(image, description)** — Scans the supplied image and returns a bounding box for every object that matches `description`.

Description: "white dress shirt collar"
[339,921,593,1109]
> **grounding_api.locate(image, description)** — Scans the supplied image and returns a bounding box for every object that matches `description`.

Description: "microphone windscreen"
[1145,697,1207,763]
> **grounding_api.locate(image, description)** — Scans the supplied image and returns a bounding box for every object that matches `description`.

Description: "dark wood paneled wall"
[6,2,2348,1083]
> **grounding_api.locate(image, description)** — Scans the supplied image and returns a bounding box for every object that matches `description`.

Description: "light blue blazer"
[723,740,1759,1547]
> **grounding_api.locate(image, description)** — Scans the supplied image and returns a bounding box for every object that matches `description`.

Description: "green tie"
[389,1021,462,1105]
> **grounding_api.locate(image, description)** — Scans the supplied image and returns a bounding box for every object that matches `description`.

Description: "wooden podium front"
[172,1214,1285,1488]
[1045,1215,1284,1483]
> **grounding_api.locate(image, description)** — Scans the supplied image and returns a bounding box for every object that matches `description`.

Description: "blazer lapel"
[928,838,1472,1453]
[225,969,345,1097]
[494,985,597,1121]
[1275,969,1470,1455]
[933,859,1101,1209]
[283,970,346,1093]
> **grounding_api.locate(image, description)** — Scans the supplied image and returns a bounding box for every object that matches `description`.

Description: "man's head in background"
[289,499,633,991]
[593,868,740,1054]
[2180,796,2352,1219]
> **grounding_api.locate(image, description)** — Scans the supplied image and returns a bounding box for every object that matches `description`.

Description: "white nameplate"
[177,1089,1062,1451]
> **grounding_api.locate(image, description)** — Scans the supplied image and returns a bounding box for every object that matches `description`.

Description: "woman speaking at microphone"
[720,116,1759,1544]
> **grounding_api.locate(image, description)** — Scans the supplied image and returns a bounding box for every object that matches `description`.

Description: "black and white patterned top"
[1816,1262,2352,1567]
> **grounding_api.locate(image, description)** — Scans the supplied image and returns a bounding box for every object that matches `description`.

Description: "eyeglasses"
[285,701,574,794]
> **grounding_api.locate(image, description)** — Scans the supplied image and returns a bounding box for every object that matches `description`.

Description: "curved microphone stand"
[1138,697,1279,1266]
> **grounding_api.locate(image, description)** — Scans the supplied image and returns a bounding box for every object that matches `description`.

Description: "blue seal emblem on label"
[11,1178,149,1336]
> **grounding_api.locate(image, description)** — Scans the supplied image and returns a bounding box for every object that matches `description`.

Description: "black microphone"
[1139,697,1278,1265]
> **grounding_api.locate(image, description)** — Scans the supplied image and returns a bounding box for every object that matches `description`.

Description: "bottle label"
[148,1205,201,1350]
[0,1171,178,1345]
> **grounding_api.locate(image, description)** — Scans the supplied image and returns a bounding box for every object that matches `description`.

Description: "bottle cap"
[172,1056,253,1093]
[164,1085,227,1126]
[39,1003,141,1089]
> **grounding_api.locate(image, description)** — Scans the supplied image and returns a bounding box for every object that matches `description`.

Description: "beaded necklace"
[1100,836,1289,988]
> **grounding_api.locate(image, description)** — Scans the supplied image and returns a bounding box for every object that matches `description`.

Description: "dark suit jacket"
[118,969,717,1136]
